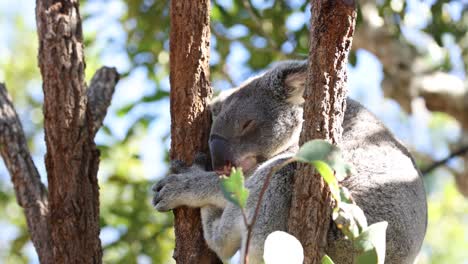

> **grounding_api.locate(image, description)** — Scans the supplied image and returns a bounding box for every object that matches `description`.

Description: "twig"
[421,145,468,175]
[240,208,250,264]
[243,158,294,264]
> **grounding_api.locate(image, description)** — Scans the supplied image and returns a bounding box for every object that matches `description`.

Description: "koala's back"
[325,99,427,264]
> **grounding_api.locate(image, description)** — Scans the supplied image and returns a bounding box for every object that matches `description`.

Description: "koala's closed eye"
[241,120,256,135]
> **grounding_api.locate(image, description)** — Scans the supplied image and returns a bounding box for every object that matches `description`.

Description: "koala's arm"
[200,204,245,260]
[153,155,294,263]
[152,163,244,260]
[202,155,295,263]
[152,163,227,210]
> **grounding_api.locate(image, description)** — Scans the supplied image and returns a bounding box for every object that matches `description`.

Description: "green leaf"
[355,221,388,264]
[116,103,135,117]
[311,161,340,202]
[333,202,368,240]
[295,140,352,181]
[339,186,353,203]
[322,255,335,264]
[355,248,378,264]
[141,90,170,102]
[349,50,358,66]
[220,167,250,208]
[295,140,336,163]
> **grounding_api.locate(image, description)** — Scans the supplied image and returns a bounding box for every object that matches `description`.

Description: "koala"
[153,61,427,264]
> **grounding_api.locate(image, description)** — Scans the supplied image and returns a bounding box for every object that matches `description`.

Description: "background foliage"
[0,0,467,263]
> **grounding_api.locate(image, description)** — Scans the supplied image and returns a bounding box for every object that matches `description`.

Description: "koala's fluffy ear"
[209,88,238,118]
[269,60,308,105]
[284,70,307,105]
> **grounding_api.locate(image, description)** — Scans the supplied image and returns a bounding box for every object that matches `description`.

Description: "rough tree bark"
[169,1,222,263]
[287,1,357,264]
[0,1,119,263]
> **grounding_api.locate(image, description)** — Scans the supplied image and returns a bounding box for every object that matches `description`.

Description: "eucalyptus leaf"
[355,247,379,264]
[340,202,368,233]
[355,221,388,264]
[311,161,340,202]
[322,254,335,264]
[220,167,250,208]
[295,140,352,182]
[295,140,336,164]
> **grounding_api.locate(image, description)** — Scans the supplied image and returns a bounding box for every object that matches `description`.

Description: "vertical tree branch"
[169,1,222,263]
[0,84,52,263]
[287,1,357,264]
[87,67,120,137]
[35,1,114,262]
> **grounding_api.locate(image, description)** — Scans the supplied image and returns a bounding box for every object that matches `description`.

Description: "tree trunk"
[287,1,357,264]
[36,1,102,262]
[169,1,222,263]
[0,1,118,263]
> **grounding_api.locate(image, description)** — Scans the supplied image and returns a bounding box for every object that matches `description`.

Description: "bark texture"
[287,1,357,264]
[0,1,122,262]
[36,1,102,262]
[169,1,222,263]
[0,84,52,263]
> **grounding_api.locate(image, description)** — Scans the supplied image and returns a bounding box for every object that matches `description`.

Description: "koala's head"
[209,60,307,175]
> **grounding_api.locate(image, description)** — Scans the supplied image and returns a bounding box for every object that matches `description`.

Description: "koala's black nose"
[209,135,233,171]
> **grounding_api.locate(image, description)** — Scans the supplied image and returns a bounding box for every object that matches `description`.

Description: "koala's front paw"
[152,175,188,212]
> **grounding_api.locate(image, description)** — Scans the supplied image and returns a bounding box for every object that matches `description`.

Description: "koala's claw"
[152,184,172,212]
[152,193,162,208]
[151,181,163,193]
[151,175,186,212]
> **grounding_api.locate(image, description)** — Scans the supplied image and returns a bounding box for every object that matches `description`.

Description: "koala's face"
[209,61,307,175]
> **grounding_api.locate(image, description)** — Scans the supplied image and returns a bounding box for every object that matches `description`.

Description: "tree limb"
[354,1,468,130]
[421,145,468,175]
[0,83,52,263]
[87,67,119,137]
[355,0,468,198]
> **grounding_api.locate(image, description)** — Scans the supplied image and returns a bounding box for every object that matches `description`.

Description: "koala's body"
[153,61,427,264]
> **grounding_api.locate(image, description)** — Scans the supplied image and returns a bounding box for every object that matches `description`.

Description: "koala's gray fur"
[153,61,427,264]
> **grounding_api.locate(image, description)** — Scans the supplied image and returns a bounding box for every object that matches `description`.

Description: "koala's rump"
[325,99,427,264]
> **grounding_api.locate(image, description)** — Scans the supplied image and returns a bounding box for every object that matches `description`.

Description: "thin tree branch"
[0,83,52,263]
[87,67,119,137]
[243,159,293,264]
[421,145,468,175]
